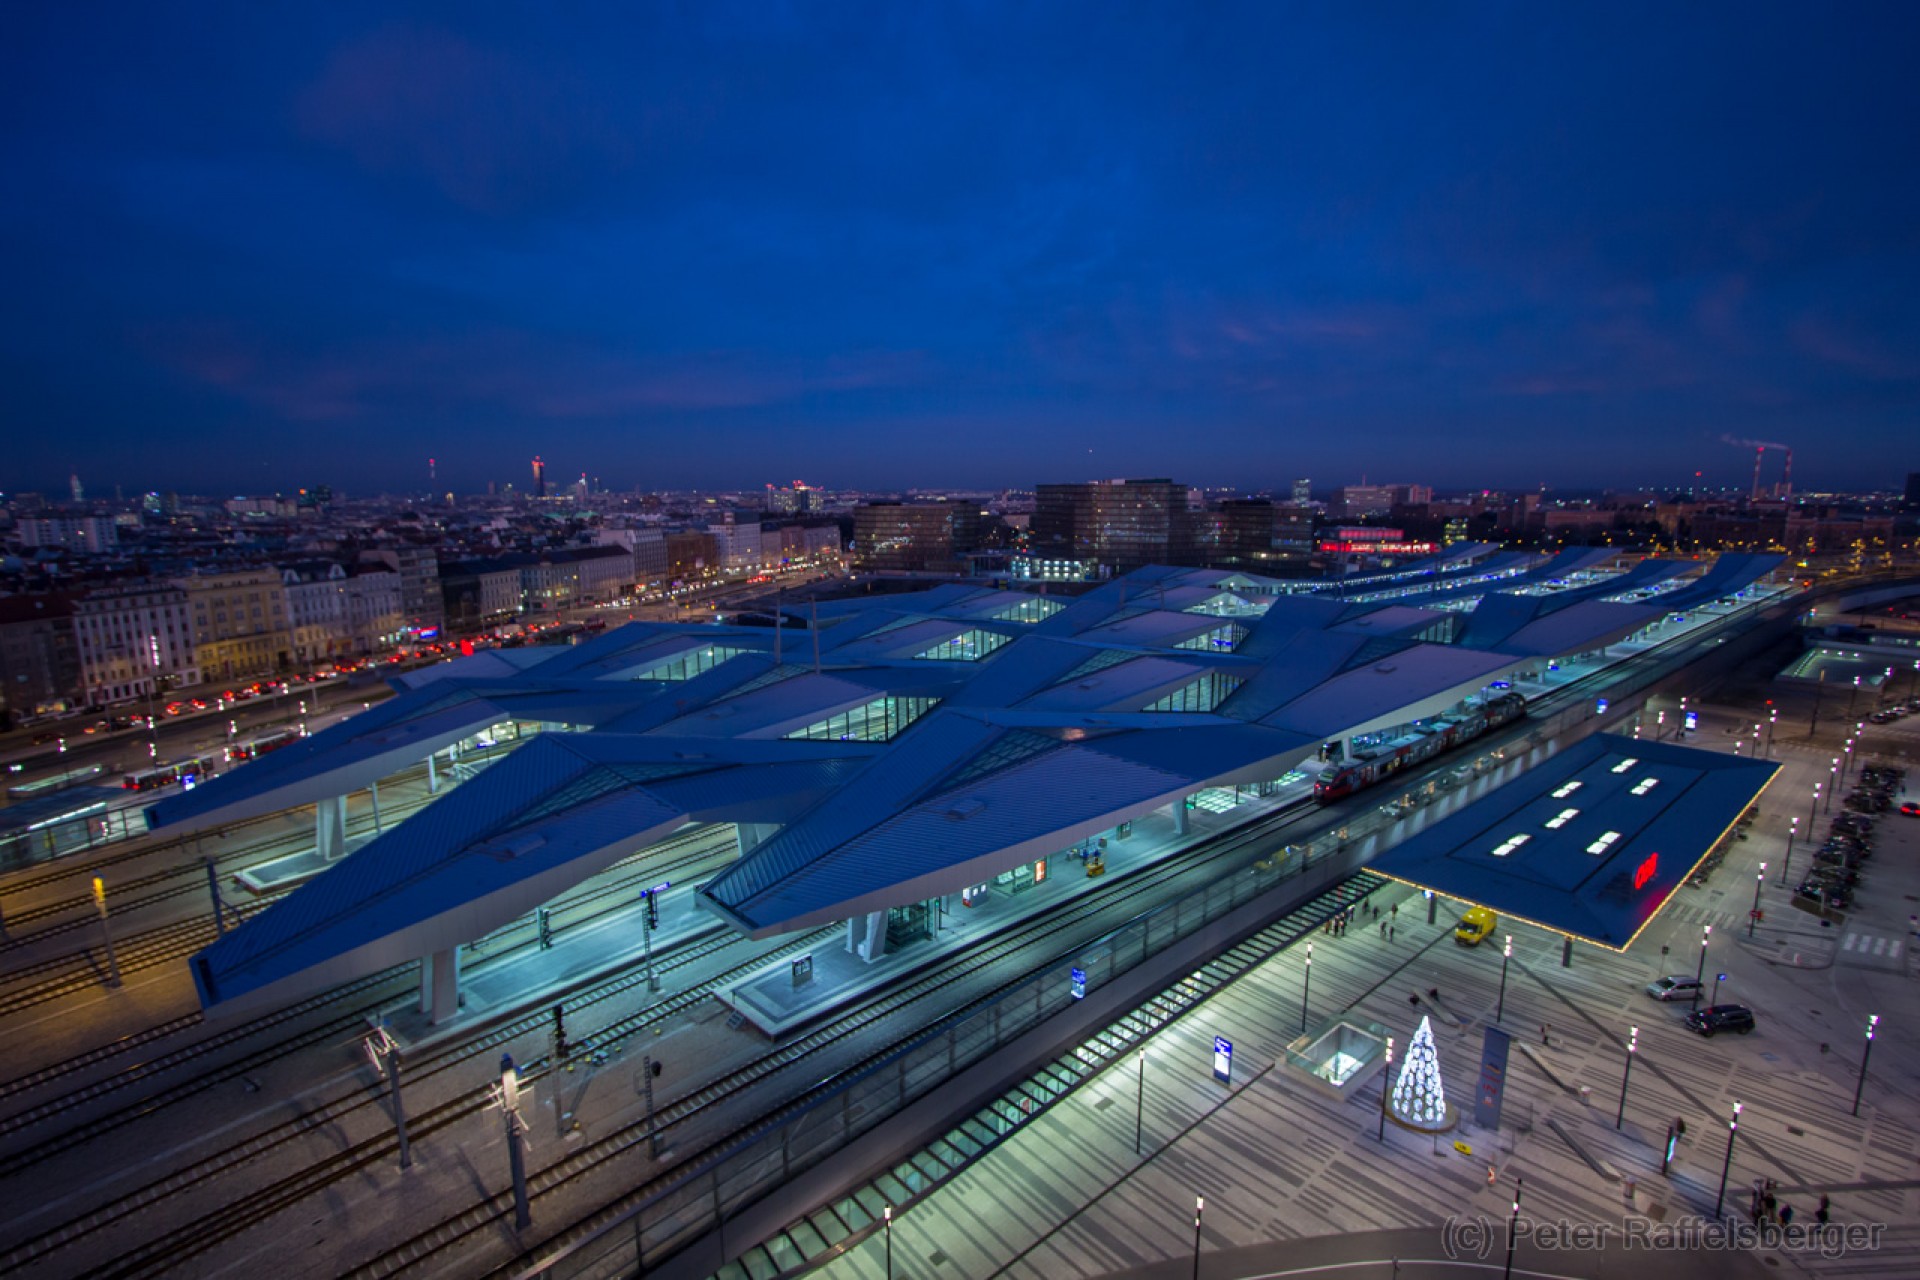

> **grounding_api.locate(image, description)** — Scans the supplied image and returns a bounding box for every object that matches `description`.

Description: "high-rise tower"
[532,456,547,498]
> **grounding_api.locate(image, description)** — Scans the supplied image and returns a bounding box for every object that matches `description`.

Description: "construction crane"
[1722,436,1792,502]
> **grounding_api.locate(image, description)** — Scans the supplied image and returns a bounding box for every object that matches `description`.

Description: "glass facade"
[913,629,1010,662]
[1144,672,1244,712]
[1031,479,1193,572]
[631,644,748,681]
[784,695,939,742]
[988,596,1064,624]
[1174,622,1248,652]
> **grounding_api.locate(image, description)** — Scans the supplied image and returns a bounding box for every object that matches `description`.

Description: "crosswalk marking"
[1841,931,1903,960]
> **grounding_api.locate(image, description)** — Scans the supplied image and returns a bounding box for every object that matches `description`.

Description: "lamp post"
[1135,1048,1146,1155]
[1809,783,1821,830]
[1616,1026,1638,1129]
[1826,762,1838,811]
[1425,889,1436,925]
[1715,1102,1743,1219]
[883,1204,893,1280]
[91,876,121,988]
[1502,1177,1523,1280]
[1693,925,1711,1007]
[1852,1015,1879,1116]
[1496,935,1512,1023]
[1781,818,1797,888]
[1767,709,1777,757]
[1192,1196,1204,1280]
[1378,1037,1394,1141]
[1301,943,1312,1032]
[1749,864,1766,938]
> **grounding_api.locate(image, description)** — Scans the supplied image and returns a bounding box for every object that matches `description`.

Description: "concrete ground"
[815,689,1920,1280]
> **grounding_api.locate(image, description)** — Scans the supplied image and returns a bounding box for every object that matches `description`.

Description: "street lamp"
[883,1204,893,1280]
[1301,942,1312,1032]
[1749,864,1766,937]
[1615,1026,1638,1129]
[1192,1196,1204,1280]
[1496,935,1512,1023]
[1781,818,1798,888]
[1378,1037,1394,1141]
[1809,783,1822,830]
[1852,1015,1879,1116]
[1503,1177,1523,1280]
[1826,762,1839,811]
[1693,925,1711,1007]
[1715,1102,1743,1218]
[1136,1048,1147,1155]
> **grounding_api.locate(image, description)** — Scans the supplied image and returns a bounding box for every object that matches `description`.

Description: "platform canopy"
[168,555,1780,1015]
[1367,733,1780,950]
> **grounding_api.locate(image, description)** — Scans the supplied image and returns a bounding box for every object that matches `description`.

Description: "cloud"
[296,24,634,216]
[148,324,930,421]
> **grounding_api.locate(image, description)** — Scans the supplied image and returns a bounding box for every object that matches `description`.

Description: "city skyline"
[6,5,1918,496]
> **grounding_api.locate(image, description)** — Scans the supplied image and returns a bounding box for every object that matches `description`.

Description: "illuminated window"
[1631,777,1659,796]
[915,629,1011,662]
[1144,672,1245,713]
[1491,833,1532,857]
[630,645,747,682]
[784,695,939,743]
[1552,780,1583,799]
[1611,758,1639,774]
[1544,808,1579,829]
[1586,831,1622,855]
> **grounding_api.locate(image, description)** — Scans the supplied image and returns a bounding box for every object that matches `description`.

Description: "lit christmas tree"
[1391,1015,1449,1127]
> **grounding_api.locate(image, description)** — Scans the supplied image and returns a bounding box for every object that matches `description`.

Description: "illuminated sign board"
[1318,541,1439,555]
[1632,852,1659,891]
[1213,1035,1233,1083]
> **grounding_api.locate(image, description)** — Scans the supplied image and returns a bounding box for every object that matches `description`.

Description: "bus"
[228,729,301,763]
[123,756,215,792]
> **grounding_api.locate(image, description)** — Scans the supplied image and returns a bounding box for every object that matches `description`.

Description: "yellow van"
[1455,906,1497,946]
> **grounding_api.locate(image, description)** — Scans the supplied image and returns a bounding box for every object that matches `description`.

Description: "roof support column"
[855,910,888,964]
[316,795,347,862]
[735,823,777,858]
[420,947,461,1023]
[1171,797,1190,836]
[427,751,439,795]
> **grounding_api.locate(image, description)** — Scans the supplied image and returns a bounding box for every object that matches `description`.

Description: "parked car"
[1646,975,1704,1002]
[1901,802,1919,818]
[1686,1004,1756,1036]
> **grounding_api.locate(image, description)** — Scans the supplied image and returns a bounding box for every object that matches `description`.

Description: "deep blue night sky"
[6,4,1919,497]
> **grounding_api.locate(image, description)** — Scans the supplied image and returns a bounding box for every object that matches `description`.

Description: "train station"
[143,552,1791,1027]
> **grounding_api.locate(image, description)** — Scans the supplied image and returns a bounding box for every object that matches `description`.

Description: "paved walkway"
[813,698,1920,1280]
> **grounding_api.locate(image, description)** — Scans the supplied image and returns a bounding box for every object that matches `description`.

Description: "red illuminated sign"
[1632,851,1659,891]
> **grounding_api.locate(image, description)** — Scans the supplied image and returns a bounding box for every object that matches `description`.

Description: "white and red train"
[1312,692,1528,803]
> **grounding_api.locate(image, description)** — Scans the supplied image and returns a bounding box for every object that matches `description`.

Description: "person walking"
[1389,924,1396,941]
[1815,1194,1831,1224]
[1379,919,1388,940]
[1540,1024,1551,1047]
[1779,1204,1794,1227]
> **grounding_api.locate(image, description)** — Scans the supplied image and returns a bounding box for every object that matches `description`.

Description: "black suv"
[1686,1004,1756,1037]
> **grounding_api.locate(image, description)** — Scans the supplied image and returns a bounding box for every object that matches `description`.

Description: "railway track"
[0,580,1813,1278]
[342,794,1331,1280]
[0,831,734,1162]
[0,917,804,1279]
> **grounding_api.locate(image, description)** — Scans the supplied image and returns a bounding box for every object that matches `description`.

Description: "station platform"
[720,781,1308,1038]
